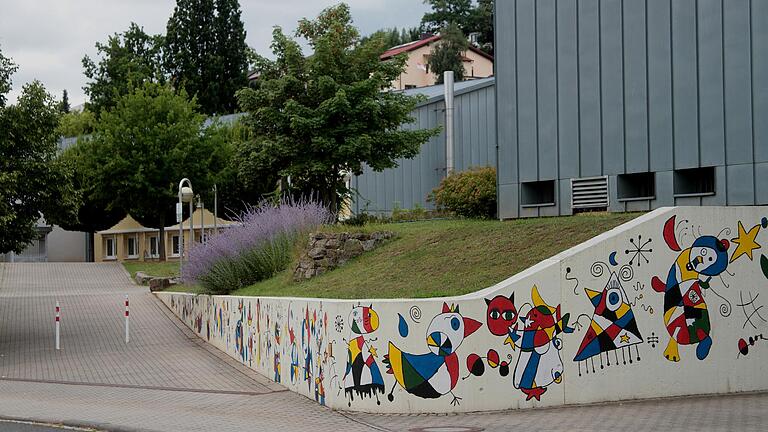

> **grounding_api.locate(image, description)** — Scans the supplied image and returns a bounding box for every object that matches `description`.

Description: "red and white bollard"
[124,295,130,344]
[55,301,60,350]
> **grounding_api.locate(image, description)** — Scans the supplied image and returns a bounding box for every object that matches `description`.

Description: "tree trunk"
[158,215,166,262]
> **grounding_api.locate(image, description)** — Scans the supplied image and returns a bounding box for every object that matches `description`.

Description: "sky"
[0,0,430,107]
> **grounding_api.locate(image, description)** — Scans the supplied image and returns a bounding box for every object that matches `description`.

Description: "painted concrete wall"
[158,206,768,413]
[495,0,768,219]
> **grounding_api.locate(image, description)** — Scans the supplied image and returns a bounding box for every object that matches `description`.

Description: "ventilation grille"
[571,176,609,210]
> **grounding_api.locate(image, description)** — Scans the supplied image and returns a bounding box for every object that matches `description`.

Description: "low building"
[94,209,236,263]
[381,35,494,90]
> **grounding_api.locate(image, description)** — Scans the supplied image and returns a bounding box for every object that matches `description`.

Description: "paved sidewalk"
[0,263,766,432]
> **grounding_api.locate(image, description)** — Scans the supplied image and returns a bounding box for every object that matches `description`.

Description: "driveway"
[0,263,765,432]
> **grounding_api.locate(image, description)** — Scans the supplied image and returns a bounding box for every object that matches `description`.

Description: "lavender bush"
[183,199,333,294]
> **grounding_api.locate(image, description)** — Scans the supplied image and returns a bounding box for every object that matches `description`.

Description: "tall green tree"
[82,23,165,116]
[421,0,473,34]
[0,48,80,253]
[59,89,70,113]
[165,0,249,115]
[471,0,494,54]
[236,4,438,211]
[428,22,469,84]
[78,83,221,260]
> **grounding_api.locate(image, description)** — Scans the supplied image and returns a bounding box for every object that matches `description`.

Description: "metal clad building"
[495,0,768,219]
[352,77,496,215]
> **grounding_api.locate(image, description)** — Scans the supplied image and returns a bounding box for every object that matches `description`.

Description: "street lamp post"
[178,178,194,278]
[212,184,218,237]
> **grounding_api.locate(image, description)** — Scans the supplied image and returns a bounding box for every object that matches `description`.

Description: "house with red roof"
[380,35,494,90]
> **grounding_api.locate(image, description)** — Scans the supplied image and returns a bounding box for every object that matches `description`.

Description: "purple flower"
[183,198,333,293]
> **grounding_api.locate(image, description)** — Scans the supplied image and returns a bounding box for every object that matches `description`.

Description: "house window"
[105,237,116,259]
[521,180,556,208]
[127,236,138,258]
[618,172,656,201]
[171,235,180,257]
[149,236,159,258]
[674,167,716,197]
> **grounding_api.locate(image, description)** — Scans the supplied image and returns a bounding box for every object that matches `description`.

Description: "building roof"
[380,35,494,61]
[166,208,238,231]
[401,76,495,106]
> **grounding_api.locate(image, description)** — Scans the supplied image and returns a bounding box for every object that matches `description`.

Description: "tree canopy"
[74,83,222,259]
[422,0,494,55]
[82,23,165,116]
[428,22,469,84]
[0,48,80,253]
[165,0,249,115]
[59,89,70,113]
[236,4,439,211]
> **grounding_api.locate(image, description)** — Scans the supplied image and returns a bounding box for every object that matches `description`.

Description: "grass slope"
[230,212,637,299]
[123,261,179,280]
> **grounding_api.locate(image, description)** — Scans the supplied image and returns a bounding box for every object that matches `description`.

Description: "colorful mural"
[158,206,768,414]
[385,303,481,406]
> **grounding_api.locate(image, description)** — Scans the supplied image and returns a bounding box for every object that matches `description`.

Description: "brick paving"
[0,263,766,432]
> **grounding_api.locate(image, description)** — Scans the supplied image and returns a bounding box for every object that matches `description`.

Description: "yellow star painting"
[730,221,761,263]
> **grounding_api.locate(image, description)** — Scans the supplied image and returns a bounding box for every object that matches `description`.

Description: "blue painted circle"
[609,292,620,305]
[451,317,460,331]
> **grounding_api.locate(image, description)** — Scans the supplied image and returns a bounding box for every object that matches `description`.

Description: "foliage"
[82,23,166,116]
[231,213,638,299]
[421,0,473,34]
[0,49,80,253]
[183,199,333,294]
[428,22,469,84]
[204,118,278,216]
[165,0,249,115]
[421,0,494,55]
[59,89,70,113]
[236,3,439,212]
[360,27,420,49]
[74,83,218,257]
[430,166,496,219]
[56,109,96,137]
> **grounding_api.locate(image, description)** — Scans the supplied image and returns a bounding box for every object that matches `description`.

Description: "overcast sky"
[0,0,429,107]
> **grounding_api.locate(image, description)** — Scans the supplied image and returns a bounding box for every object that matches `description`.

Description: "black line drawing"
[647,332,659,348]
[566,266,580,295]
[625,235,652,267]
[737,291,767,330]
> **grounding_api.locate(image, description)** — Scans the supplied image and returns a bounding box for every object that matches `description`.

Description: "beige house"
[381,35,494,90]
[94,209,236,263]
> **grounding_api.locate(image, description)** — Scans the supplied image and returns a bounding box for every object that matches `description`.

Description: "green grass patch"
[228,212,638,299]
[123,261,180,280]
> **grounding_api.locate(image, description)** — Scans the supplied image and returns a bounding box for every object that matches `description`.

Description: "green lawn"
[224,212,637,299]
[123,261,180,280]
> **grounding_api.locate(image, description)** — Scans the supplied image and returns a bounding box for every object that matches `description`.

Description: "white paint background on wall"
[157,206,768,413]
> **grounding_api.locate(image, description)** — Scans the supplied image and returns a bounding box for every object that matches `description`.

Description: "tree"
[165,0,249,115]
[428,23,469,84]
[0,48,80,253]
[236,4,439,211]
[59,89,70,113]
[421,0,474,34]
[471,0,494,54]
[56,109,96,137]
[79,83,219,260]
[361,27,421,49]
[82,23,165,116]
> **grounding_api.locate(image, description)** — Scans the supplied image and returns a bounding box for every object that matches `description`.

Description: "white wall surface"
[158,206,768,413]
[46,226,88,262]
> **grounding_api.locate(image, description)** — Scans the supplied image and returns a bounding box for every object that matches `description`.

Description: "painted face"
[350,306,379,334]
[522,305,556,331]
[426,303,482,356]
[485,294,517,336]
[689,236,730,276]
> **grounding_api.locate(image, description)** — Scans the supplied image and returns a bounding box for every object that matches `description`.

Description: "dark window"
[674,167,716,197]
[521,180,556,207]
[617,172,656,201]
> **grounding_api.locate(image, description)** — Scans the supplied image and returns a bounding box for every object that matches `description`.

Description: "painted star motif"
[368,345,378,358]
[730,221,762,263]
[620,333,630,344]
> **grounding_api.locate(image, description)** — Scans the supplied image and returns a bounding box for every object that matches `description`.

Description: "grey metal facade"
[352,78,496,215]
[496,0,768,219]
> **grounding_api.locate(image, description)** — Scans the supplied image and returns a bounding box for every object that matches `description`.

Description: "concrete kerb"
[157,206,768,414]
